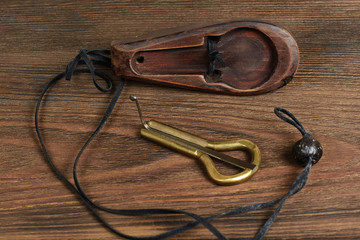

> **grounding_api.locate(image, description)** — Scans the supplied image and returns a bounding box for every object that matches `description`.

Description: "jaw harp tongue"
[149,126,257,170]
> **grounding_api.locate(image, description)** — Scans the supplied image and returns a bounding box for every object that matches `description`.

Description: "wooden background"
[1,0,359,239]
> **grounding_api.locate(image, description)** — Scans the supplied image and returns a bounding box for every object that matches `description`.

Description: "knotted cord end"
[274,107,323,166]
[207,38,228,75]
[64,48,113,92]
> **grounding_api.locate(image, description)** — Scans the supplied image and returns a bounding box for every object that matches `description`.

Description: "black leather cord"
[207,39,228,75]
[274,107,308,136]
[35,49,318,240]
[35,49,228,240]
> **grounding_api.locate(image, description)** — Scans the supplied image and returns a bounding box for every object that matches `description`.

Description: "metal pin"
[129,95,148,129]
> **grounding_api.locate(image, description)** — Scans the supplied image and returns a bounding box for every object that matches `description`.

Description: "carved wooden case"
[111,21,299,95]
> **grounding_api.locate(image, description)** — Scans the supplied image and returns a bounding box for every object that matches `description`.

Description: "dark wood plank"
[0,0,359,239]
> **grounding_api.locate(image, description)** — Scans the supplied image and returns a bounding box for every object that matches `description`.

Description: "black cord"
[35,49,228,240]
[274,107,308,136]
[35,49,320,240]
[207,39,228,75]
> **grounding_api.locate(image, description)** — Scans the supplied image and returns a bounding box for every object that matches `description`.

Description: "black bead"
[293,133,323,166]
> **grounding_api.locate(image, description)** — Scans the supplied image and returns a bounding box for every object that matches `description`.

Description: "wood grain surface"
[0,0,359,239]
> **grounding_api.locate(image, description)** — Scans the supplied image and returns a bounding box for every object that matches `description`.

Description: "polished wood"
[0,0,359,239]
[111,21,299,95]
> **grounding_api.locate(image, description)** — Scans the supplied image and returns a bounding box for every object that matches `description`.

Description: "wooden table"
[1,1,359,239]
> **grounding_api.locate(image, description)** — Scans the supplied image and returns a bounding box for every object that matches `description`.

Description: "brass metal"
[130,96,261,185]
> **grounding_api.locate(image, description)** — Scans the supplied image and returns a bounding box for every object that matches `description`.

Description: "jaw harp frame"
[130,96,261,185]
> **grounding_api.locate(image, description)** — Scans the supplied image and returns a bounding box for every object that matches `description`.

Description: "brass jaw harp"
[130,96,261,185]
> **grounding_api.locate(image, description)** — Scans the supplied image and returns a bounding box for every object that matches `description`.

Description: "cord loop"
[65,49,113,92]
[274,107,308,136]
[207,39,228,75]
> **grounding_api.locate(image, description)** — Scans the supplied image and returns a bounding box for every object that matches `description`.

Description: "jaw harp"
[130,96,261,185]
[112,21,299,95]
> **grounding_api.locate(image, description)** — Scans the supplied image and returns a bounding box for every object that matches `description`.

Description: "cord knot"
[207,39,228,75]
[65,49,113,92]
[274,107,323,166]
